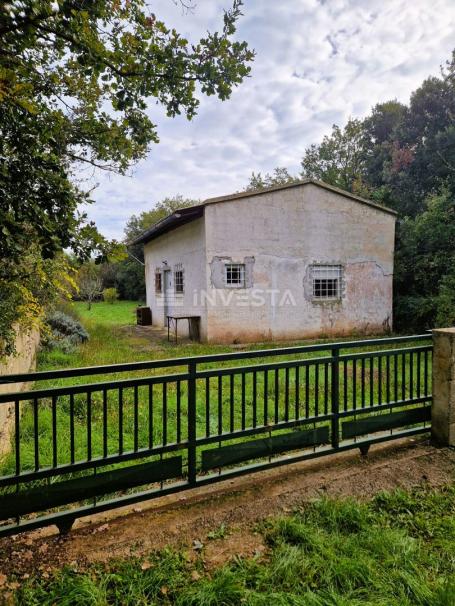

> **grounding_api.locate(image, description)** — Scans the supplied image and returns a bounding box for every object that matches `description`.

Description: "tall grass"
[14,485,455,605]
[0,302,432,480]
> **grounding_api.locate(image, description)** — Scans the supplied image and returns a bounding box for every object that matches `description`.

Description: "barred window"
[225,263,245,287]
[174,269,184,294]
[155,270,162,293]
[311,265,342,300]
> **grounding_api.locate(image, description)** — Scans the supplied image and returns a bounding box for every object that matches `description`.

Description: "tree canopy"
[124,195,199,245]
[245,167,298,191]
[1,0,253,260]
[103,195,199,301]
[0,0,253,355]
[301,118,368,196]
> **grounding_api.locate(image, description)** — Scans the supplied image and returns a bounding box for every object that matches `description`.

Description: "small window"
[155,270,162,293]
[311,265,342,300]
[174,269,184,294]
[225,263,245,287]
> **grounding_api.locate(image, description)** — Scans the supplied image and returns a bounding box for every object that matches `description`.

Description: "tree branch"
[66,152,121,173]
[34,23,202,81]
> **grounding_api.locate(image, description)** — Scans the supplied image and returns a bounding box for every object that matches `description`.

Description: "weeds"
[1,301,431,479]
[11,485,455,605]
[207,524,229,540]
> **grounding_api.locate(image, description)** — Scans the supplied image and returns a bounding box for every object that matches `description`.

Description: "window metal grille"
[311,265,342,300]
[225,263,245,287]
[174,269,184,293]
[155,270,162,293]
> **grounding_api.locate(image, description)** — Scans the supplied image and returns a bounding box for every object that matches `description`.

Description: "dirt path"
[0,437,453,579]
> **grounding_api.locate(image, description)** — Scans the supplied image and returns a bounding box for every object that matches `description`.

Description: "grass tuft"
[176,569,244,606]
[12,486,455,605]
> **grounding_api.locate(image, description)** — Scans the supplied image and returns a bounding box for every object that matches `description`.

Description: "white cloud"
[84,0,455,239]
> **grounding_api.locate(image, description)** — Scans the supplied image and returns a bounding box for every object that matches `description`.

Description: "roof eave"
[129,206,204,246]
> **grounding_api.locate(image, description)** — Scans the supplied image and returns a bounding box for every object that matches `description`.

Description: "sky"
[85,0,455,240]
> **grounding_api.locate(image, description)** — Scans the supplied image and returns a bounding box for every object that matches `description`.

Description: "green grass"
[38,300,259,371]
[0,301,432,481]
[39,301,147,370]
[73,300,139,327]
[12,485,455,605]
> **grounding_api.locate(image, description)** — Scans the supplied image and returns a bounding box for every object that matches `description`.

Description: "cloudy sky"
[85,0,455,240]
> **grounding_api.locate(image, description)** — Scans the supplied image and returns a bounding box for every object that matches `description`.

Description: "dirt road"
[0,437,453,578]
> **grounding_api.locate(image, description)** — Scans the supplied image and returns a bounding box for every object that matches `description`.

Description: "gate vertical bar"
[187,361,197,486]
[14,399,20,476]
[331,347,340,449]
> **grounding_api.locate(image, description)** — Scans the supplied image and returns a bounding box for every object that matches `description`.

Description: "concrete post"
[432,328,455,446]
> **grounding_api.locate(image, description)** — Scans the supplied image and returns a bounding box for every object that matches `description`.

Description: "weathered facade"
[135,180,397,343]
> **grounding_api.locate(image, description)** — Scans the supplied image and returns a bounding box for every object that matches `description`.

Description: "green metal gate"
[0,334,432,537]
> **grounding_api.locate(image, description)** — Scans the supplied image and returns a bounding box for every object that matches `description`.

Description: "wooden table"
[167,315,201,343]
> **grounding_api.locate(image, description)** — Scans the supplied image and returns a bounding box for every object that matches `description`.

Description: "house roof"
[130,179,397,246]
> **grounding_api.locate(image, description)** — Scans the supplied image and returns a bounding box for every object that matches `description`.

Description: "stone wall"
[432,327,455,446]
[0,328,40,456]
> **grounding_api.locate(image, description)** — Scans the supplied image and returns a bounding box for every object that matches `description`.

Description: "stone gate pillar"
[432,327,455,446]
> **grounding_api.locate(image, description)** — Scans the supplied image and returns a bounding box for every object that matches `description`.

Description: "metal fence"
[0,334,432,537]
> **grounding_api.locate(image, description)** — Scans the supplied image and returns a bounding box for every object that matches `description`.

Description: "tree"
[364,101,407,147]
[111,195,199,301]
[103,287,119,304]
[394,186,455,331]
[394,67,455,215]
[77,263,103,310]
[436,274,455,327]
[244,167,298,191]
[361,55,455,217]
[0,248,76,356]
[124,195,199,267]
[124,195,199,246]
[0,1,253,354]
[1,0,253,260]
[300,119,369,195]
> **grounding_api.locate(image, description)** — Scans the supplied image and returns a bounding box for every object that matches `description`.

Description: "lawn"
[0,301,432,479]
[39,300,257,371]
[11,484,455,605]
[73,300,139,327]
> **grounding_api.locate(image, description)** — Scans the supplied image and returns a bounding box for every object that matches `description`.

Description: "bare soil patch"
[0,438,453,580]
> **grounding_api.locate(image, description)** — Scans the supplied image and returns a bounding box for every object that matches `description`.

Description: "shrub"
[103,287,119,304]
[54,299,82,321]
[43,311,89,353]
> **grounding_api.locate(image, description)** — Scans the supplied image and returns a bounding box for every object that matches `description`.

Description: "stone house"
[132,180,397,343]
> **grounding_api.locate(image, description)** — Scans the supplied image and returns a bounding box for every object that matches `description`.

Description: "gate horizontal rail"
[0,334,432,537]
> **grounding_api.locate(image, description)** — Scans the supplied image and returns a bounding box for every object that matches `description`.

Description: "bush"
[110,257,146,301]
[103,287,119,304]
[44,311,89,353]
[436,274,455,327]
[54,299,82,321]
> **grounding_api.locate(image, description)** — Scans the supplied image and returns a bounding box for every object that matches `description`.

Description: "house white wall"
[203,183,396,343]
[142,183,396,344]
[144,217,207,339]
